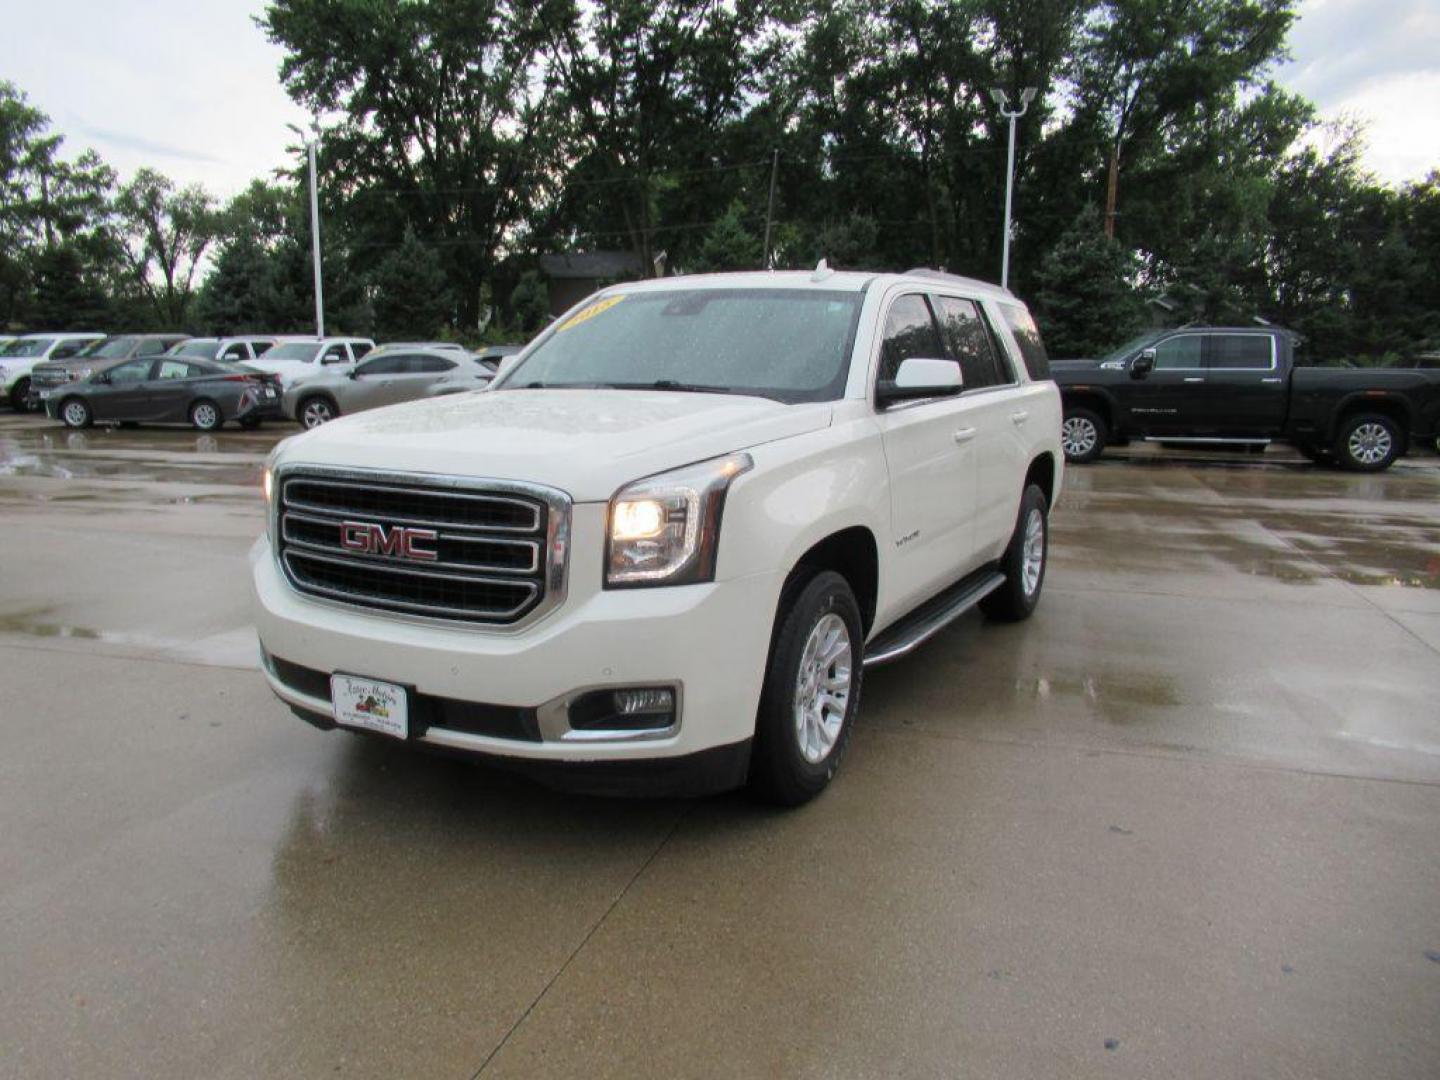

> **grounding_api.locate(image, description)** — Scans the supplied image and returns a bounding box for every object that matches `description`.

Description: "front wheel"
[981,484,1049,623]
[190,399,223,432]
[1061,408,1106,464]
[10,377,32,411]
[59,396,92,429]
[1334,413,1401,472]
[749,570,863,806]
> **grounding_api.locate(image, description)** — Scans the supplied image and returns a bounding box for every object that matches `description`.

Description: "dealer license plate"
[330,674,408,740]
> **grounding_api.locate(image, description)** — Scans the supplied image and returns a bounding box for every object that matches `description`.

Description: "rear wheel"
[60,397,92,429]
[189,399,223,432]
[981,484,1049,623]
[1061,408,1106,463]
[1334,413,1401,472]
[749,570,863,806]
[299,395,338,429]
[9,377,31,411]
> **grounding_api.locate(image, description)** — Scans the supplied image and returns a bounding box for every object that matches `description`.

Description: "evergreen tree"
[1033,206,1147,357]
[368,229,453,340]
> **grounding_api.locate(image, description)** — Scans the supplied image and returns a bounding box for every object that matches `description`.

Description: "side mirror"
[346,369,359,380]
[1131,349,1156,377]
[876,357,963,407]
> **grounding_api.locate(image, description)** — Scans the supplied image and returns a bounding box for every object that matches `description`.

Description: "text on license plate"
[330,674,408,740]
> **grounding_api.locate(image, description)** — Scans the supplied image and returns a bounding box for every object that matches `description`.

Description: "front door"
[873,293,980,616]
[88,359,155,420]
[1122,333,1206,436]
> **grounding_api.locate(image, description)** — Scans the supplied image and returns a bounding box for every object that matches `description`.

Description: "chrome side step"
[863,569,1006,668]
[1142,436,1272,445]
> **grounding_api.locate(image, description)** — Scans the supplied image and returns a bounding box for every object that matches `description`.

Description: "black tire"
[59,396,92,429]
[981,484,1050,623]
[9,377,31,411]
[1061,407,1107,463]
[299,394,338,429]
[749,570,864,806]
[1333,413,1401,472]
[189,398,223,432]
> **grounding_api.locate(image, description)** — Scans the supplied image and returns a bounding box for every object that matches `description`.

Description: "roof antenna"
[811,258,833,282]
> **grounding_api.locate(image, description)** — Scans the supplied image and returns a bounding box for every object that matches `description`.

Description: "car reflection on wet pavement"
[2,410,1438,1079]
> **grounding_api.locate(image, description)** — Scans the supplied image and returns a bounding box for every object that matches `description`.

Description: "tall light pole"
[287,121,325,337]
[990,87,1036,291]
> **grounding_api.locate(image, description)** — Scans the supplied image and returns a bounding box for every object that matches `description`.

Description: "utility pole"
[288,121,325,337]
[989,87,1036,291]
[1104,144,1120,239]
[762,148,779,270]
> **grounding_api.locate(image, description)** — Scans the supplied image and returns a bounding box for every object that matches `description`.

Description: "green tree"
[368,228,453,339]
[1033,205,1146,356]
[114,168,220,328]
[688,202,762,272]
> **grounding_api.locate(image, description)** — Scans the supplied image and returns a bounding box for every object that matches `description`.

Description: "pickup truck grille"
[30,366,71,389]
[276,471,567,625]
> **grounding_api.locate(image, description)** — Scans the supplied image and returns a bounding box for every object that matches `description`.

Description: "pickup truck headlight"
[606,453,752,587]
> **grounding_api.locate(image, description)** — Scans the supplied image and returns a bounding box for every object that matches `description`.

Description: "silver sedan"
[285,347,495,429]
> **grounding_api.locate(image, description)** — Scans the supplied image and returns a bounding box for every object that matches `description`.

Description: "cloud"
[72,123,224,166]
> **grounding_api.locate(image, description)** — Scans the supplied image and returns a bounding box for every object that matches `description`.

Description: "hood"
[1049,357,1101,370]
[277,388,833,501]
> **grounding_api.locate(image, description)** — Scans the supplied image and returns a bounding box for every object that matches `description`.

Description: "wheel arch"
[1329,393,1413,444]
[787,526,879,638]
[1024,452,1057,509]
[1060,388,1117,430]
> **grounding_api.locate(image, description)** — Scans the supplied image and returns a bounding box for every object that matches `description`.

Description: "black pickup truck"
[1053,327,1440,471]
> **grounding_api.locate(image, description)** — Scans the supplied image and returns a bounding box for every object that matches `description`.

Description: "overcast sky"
[1,0,1435,201]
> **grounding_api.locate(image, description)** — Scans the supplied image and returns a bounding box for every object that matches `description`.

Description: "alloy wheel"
[1061,416,1097,458]
[1347,422,1392,466]
[1021,508,1045,596]
[793,612,852,764]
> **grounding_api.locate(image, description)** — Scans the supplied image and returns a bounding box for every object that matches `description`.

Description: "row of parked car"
[0,332,521,431]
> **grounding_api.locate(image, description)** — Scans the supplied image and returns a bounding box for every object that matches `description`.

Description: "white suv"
[252,269,1061,803]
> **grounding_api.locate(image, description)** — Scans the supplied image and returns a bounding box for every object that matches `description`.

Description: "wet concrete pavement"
[2,412,1438,1078]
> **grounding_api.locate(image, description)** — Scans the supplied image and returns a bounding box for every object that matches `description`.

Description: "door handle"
[1183,377,1205,383]
[1010,410,1030,425]
[1261,377,1282,384]
[952,427,977,444]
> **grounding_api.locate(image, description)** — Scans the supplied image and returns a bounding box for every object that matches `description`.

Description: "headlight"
[606,453,752,587]
[70,368,92,381]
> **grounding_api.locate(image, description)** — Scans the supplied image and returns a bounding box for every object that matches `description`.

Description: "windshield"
[171,340,217,358]
[261,342,322,362]
[1098,333,1160,365]
[84,337,141,359]
[1,338,54,357]
[503,289,863,402]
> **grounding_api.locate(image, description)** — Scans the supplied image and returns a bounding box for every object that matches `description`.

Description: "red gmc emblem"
[339,521,439,561]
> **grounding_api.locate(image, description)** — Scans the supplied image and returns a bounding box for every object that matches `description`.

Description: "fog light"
[614,687,674,715]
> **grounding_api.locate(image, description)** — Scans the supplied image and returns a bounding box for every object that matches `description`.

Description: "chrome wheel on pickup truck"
[1335,413,1401,472]
[1061,409,1106,464]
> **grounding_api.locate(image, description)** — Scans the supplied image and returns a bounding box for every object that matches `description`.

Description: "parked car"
[475,344,524,373]
[167,336,280,363]
[244,337,375,388]
[0,332,106,410]
[28,334,189,405]
[1054,327,1440,471]
[43,355,283,431]
[253,267,1062,803]
[285,346,495,428]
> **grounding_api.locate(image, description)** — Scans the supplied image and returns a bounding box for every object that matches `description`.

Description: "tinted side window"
[1209,335,1273,369]
[137,339,169,357]
[320,344,349,364]
[52,342,83,359]
[108,360,153,383]
[1153,336,1204,370]
[157,360,198,380]
[351,342,373,358]
[414,356,456,374]
[878,294,946,382]
[998,305,1050,380]
[220,343,248,360]
[934,296,1002,390]
[357,355,404,376]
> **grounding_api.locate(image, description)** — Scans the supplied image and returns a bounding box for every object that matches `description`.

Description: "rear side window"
[357,355,405,376]
[933,296,1003,390]
[998,305,1050,380]
[138,339,169,357]
[157,360,198,380]
[351,342,373,359]
[1209,335,1274,369]
[413,356,456,373]
[878,294,947,382]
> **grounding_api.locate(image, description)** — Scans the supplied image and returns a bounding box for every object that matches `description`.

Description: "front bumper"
[251,527,781,790]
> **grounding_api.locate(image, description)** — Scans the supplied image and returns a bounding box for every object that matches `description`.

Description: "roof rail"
[902,267,1010,295]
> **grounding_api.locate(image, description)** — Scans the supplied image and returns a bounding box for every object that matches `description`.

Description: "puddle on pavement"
[0,607,104,640]
[1015,672,1181,723]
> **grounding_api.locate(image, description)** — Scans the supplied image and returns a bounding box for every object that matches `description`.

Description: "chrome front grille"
[275,469,569,625]
[31,367,70,389]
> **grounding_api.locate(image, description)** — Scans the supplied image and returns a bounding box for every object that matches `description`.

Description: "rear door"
[1123,332,1205,435]
[151,358,208,422]
[873,292,980,615]
[1201,333,1285,434]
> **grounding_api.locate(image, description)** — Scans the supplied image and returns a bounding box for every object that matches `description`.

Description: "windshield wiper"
[596,380,737,394]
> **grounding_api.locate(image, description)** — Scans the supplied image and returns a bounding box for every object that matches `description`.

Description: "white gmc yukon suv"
[252,268,1062,804]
